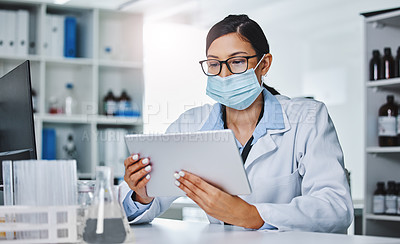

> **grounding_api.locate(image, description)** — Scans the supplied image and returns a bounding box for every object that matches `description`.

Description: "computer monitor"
[0,61,37,185]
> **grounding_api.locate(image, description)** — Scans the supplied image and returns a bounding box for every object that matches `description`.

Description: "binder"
[50,14,65,57]
[64,16,77,58]
[52,15,65,57]
[42,128,56,160]
[16,10,29,56]
[43,14,52,56]
[28,12,36,55]
[4,10,17,55]
[0,10,6,55]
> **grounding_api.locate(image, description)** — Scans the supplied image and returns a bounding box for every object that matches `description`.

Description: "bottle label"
[373,64,378,80]
[105,101,117,115]
[118,101,132,112]
[397,115,400,134]
[373,195,385,214]
[378,116,397,136]
[385,195,397,214]
[397,197,400,215]
[385,60,389,78]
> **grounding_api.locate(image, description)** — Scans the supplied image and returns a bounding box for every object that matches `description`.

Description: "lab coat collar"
[244,96,292,169]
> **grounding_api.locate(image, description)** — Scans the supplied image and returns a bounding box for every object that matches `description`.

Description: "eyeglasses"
[199,55,258,76]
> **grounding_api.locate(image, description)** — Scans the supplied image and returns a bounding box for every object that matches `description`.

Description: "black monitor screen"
[0,61,37,185]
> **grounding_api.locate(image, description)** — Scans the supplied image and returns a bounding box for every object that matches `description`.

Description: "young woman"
[119,14,353,232]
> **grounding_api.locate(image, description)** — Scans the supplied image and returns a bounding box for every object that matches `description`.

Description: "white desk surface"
[130,218,400,244]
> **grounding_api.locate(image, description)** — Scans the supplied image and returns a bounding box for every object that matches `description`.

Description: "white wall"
[143,0,400,201]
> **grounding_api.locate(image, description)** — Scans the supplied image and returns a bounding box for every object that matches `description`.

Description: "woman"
[119,14,353,232]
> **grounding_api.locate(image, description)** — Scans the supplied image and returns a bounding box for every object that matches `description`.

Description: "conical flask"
[83,166,129,243]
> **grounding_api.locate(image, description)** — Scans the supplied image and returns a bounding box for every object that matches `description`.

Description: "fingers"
[124,153,152,191]
[174,170,209,201]
[125,154,150,176]
[136,173,151,188]
[129,164,152,186]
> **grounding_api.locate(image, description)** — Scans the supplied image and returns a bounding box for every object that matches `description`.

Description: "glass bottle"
[77,180,95,239]
[49,96,62,114]
[395,47,400,78]
[396,182,400,215]
[103,91,117,116]
[83,166,129,243]
[382,47,395,79]
[373,182,386,214]
[370,49,382,81]
[385,181,397,215]
[378,95,398,147]
[117,90,133,116]
[64,83,77,115]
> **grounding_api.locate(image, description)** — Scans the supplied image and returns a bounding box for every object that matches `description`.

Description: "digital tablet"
[124,130,251,197]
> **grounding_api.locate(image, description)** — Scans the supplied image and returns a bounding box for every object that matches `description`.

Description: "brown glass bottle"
[370,50,382,81]
[103,90,117,116]
[378,95,398,146]
[382,47,395,79]
[373,182,386,214]
[385,181,397,215]
[395,47,400,78]
[117,90,132,115]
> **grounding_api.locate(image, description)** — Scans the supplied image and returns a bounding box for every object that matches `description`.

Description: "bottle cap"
[387,95,394,103]
[372,50,380,56]
[384,47,391,55]
[66,83,74,89]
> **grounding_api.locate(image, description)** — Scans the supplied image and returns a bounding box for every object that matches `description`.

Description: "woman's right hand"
[124,154,154,204]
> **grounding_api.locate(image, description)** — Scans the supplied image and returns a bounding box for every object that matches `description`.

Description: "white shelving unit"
[362,8,400,238]
[0,1,144,179]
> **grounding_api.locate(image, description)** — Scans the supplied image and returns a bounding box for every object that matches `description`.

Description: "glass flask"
[83,166,129,243]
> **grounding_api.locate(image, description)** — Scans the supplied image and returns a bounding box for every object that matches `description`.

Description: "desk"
[131,218,400,244]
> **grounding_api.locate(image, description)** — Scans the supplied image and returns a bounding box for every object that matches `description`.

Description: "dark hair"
[206,14,279,95]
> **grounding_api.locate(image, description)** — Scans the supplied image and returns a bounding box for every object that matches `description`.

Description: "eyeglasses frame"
[199,54,259,76]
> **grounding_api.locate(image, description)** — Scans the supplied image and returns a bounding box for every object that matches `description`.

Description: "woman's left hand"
[174,170,264,229]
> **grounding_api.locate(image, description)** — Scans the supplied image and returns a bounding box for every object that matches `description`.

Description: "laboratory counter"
[130,218,400,244]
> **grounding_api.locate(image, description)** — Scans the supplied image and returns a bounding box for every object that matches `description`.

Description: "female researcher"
[119,14,353,232]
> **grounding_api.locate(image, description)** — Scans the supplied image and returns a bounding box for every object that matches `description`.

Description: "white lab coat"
[119,94,354,233]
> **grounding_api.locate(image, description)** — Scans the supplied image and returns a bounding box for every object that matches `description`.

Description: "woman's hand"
[174,170,264,229]
[124,154,154,204]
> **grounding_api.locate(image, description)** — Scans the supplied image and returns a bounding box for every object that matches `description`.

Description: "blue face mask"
[206,55,265,110]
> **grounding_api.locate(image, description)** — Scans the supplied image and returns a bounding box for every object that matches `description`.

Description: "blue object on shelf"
[42,128,56,159]
[114,110,141,117]
[64,16,77,58]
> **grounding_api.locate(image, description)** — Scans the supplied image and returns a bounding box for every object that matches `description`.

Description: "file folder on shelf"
[64,16,77,58]
[0,10,6,55]
[43,14,52,57]
[4,10,17,55]
[42,128,56,160]
[16,10,29,56]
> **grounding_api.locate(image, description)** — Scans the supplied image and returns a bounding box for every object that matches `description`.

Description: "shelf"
[95,115,142,125]
[98,59,143,69]
[365,213,400,222]
[365,9,400,28]
[0,54,41,62]
[44,57,93,66]
[38,114,91,124]
[366,147,400,153]
[366,78,400,89]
